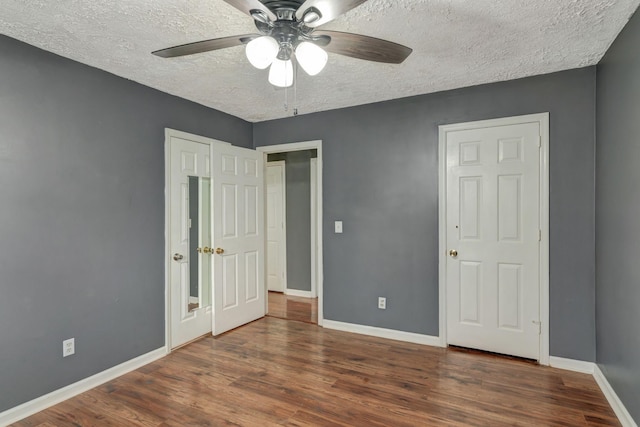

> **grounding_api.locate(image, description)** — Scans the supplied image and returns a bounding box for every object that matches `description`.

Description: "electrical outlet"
[63,338,75,357]
[378,297,386,310]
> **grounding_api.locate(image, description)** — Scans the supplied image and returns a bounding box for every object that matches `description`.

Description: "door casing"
[310,157,318,298]
[438,113,550,365]
[257,140,324,325]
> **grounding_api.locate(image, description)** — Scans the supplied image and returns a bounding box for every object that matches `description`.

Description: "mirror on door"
[188,176,212,312]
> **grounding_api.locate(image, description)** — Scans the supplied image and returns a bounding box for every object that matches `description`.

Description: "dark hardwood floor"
[13,317,619,426]
[267,291,318,324]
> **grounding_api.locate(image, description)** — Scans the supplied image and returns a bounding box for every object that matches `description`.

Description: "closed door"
[266,161,286,292]
[212,144,265,335]
[169,137,212,348]
[445,121,541,360]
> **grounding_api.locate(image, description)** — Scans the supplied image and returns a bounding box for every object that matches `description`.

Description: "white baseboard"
[548,357,636,426]
[549,356,595,374]
[0,347,167,426]
[285,288,314,298]
[322,319,444,348]
[594,365,638,427]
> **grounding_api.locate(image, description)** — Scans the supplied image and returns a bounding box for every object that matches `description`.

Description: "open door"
[212,144,265,335]
[168,136,213,348]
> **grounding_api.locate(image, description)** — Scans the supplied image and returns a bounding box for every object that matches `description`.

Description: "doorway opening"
[258,141,323,326]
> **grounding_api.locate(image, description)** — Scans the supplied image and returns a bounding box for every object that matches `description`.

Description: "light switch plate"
[334,221,343,233]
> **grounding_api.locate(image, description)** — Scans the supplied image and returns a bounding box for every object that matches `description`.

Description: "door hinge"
[538,230,542,241]
[188,218,192,229]
[532,320,542,335]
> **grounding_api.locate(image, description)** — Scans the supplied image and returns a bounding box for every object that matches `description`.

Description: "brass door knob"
[215,247,225,255]
[173,253,184,261]
[202,247,212,254]
[449,249,458,258]
[196,247,202,254]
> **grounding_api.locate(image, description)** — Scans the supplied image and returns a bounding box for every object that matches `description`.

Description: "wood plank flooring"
[267,291,318,324]
[13,317,619,426]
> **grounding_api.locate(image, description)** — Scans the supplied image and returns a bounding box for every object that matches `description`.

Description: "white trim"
[258,140,319,153]
[284,288,315,298]
[538,113,550,366]
[594,365,638,427]
[548,357,637,426]
[164,134,172,353]
[549,356,595,374]
[310,157,318,298]
[0,348,166,426]
[257,141,324,326]
[266,160,288,292]
[438,113,550,364]
[323,320,444,347]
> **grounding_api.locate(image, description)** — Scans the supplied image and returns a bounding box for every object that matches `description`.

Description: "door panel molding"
[438,113,549,364]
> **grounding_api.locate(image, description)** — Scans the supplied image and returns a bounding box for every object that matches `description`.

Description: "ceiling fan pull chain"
[284,84,289,112]
[294,61,299,116]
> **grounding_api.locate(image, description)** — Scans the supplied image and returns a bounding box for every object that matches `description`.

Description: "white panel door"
[446,122,541,359]
[266,162,286,292]
[169,137,211,348]
[212,145,265,335]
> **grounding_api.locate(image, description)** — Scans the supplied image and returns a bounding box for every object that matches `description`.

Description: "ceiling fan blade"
[152,34,260,58]
[223,0,277,22]
[314,31,412,64]
[295,0,369,27]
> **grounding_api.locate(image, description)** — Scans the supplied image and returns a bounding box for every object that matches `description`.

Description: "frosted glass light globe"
[295,42,328,76]
[245,36,279,69]
[268,58,294,87]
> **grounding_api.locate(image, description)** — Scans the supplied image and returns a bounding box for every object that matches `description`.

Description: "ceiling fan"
[152,0,412,88]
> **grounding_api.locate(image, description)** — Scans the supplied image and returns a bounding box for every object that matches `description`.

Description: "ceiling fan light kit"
[268,57,294,87]
[153,0,412,91]
[295,41,328,76]
[246,36,328,86]
[245,36,279,69]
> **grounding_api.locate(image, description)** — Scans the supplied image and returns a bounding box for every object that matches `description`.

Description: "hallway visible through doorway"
[267,292,317,324]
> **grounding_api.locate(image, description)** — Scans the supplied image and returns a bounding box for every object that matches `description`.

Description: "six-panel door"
[212,145,265,335]
[446,122,541,360]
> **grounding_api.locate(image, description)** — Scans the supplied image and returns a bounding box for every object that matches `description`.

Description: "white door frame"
[163,128,230,352]
[310,157,318,298]
[257,140,324,325]
[266,160,288,292]
[438,113,550,365]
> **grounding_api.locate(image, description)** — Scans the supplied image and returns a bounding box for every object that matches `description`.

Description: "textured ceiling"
[1,0,638,122]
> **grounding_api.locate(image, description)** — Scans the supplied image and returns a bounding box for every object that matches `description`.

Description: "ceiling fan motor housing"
[254,0,316,55]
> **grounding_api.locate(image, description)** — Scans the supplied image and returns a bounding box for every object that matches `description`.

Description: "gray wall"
[596,8,640,421]
[255,68,597,361]
[268,150,317,291]
[0,35,252,412]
